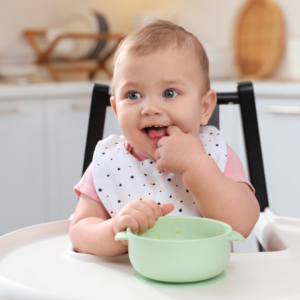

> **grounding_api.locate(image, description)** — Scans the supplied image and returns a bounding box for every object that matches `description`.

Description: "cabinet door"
[220,99,300,216]
[0,100,45,236]
[45,96,122,222]
[256,98,300,219]
[46,97,90,221]
[220,98,300,251]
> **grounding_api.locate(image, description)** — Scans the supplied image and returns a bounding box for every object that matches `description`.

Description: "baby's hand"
[113,200,174,245]
[155,126,206,175]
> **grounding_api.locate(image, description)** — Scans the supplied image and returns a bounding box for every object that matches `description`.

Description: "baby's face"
[111,46,215,160]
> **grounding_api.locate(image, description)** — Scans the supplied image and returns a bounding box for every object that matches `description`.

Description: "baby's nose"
[141,99,163,116]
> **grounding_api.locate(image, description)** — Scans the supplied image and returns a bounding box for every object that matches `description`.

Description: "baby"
[69,20,260,257]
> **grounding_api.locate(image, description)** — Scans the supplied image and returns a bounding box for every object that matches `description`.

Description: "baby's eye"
[163,89,178,98]
[128,92,142,100]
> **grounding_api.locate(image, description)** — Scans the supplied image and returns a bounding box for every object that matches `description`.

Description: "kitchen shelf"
[23,29,125,81]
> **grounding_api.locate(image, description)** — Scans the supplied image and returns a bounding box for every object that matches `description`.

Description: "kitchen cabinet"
[215,83,300,219]
[0,99,46,236]
[45,94,121,222]
[0,82,121,235]
[45,96,91,222]
[256,98,300,218]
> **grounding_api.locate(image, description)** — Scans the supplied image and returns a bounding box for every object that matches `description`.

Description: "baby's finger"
[159,203,174,216]
[142,200,162,220]
[123,200,156,229]
[155,157,165,173]
[138,202,157,229]
[115,215,139,234]
[154,147,162,161]
[157,136,167,148]
[131,209,149,234]
[130,201,156,228]
[166,126,182,136]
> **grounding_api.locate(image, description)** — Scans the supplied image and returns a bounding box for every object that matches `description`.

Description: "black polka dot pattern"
[92,126,227,217]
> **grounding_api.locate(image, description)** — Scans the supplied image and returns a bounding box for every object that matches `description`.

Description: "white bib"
[92,126,227,217]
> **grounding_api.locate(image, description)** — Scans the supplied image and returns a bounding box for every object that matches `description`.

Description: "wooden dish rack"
[23,29,125,81]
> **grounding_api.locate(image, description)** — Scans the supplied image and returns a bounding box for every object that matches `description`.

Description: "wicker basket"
[235,0,284,78]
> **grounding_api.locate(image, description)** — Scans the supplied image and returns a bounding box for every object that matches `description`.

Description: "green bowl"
[115,216,245,283]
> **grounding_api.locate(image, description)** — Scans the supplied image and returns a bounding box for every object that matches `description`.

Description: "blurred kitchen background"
[1,0,300,253]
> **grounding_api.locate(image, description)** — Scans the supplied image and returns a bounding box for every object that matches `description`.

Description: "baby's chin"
[142,149,156,161]
[136,146,157,161]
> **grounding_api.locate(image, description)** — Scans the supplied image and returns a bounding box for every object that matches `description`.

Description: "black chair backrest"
[83,81,269,212]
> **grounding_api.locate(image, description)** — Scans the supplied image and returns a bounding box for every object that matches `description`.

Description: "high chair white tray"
[0,208,299,300]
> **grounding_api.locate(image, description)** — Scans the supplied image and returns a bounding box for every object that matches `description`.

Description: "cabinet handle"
[0,108,20,115]
[71,104,90,111]
[265,106,300,114]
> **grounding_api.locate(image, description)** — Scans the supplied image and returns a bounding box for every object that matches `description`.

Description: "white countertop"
[0,208,299,300]
[1,80,300,99]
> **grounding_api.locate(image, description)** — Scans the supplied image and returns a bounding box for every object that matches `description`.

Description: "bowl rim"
[127,216,233,243]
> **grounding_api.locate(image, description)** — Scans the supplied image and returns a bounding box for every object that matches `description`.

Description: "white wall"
[1,0,300,76]
[0,0,179,52]
[177,0,300,47]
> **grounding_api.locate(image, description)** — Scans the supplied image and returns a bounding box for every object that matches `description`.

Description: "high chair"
[83,81,268,209]
[1,82,300,300]
[82,81,269,251]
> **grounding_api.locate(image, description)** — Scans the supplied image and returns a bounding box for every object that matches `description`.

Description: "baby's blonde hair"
[110,19,210,95]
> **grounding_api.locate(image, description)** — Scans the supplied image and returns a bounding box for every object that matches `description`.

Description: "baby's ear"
[200,90,217,125]
[110,96,117,116]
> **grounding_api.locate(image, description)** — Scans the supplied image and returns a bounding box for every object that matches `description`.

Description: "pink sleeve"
[224,144,255,194]
[74,163,102,203]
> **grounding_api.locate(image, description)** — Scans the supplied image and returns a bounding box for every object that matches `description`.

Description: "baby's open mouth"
[142,125,167,140]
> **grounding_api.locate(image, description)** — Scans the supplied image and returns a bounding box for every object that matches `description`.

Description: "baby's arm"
[182,157,260,238]
[69,193,174,257]
[69,193,127,257]
[155,126,260,238]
